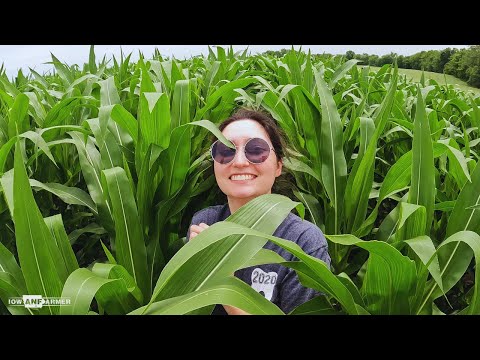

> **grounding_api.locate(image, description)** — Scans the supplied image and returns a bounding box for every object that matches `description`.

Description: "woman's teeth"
[230,174,256,181]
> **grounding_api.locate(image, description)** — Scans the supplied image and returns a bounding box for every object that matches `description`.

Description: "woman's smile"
[229,174,258,181]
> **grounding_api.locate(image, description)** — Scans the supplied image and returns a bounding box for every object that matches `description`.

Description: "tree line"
[262,46,480,88]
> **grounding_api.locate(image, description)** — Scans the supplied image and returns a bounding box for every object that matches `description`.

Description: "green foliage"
[1,46,479,315]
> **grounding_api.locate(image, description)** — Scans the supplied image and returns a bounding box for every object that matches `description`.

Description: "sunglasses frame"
[210,137,275,165]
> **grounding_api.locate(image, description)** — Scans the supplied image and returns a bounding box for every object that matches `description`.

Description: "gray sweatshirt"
[187,204,331,314]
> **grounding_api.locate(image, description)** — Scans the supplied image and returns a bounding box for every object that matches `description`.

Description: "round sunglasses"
[210,138,275,164]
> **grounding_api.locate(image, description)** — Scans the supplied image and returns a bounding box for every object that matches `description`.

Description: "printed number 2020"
[252,270,277,285]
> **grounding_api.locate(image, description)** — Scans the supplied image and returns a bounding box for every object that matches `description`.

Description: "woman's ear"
[275,159,283,177]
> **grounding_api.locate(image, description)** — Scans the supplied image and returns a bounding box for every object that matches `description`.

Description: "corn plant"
[1,46,479,315]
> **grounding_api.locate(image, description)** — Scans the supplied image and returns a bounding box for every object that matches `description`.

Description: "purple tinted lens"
[212,141,235,164]
[245,138,271,163]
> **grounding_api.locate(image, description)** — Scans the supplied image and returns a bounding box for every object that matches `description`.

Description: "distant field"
[364,66,480,96]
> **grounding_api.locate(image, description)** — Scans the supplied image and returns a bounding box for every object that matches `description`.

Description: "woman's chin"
[229,191,259,200]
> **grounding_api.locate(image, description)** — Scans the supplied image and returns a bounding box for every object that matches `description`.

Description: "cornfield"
[0,46,479,315]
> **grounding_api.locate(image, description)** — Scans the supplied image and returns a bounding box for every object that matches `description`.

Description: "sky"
[0,45,470,79]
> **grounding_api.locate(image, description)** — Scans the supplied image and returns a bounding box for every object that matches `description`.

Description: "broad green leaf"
[404,236,443,290]
[420,231,480,315]
[315,69,347,234]
[138,57,156,94]
[91,263,143,312]
[136,143,164,239]
[111,104,138,144]
[19,131,57,166]
[60,268,118,315]
[0,76,20,97]
[24,92,46,126]
[289,295,339,315]
[98,76,121,106]
[329,59,360,88]
[327,234,416,314]
[293,190,323,228]
[283,157,322,184]
[13,142,64,314]
[171,79,191,129]
[139,92,171,153]
[86,118,122,169]
[44,215,79,276]
[102,167,150,298]
[265,247,359,315]
[379,151,412,201]
[0,137,17,175]
[435,201,456,212]
[68,131,114,233]
[288,86,322,178]
[68,223,106,245]
[132,276,283,315]
[195,78,258,120]
[437,140,471,191]
[30,179,97,214]
[189,120,234,148]
[337,272,365,307]
[159,125,191,197]
[49,53,74,86]
[101,241,117,264]
[0,272,32,315]
[0,169,13,216]
[344,66,398,233]
[8,93,30,139]
[396,202,427,242]
[403,235,443,313]
[260,90,302,150]
[447,162,480,236]
[0,241,26,293]
[43,97,81,128]
[240,249,286,269]
[89,45,97,74]
[470,96,480,130]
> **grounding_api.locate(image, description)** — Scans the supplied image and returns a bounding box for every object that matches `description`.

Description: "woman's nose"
[232,147,249,167]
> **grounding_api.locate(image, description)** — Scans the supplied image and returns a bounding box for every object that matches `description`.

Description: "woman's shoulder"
[277,212,328,251]
[191,204,229,225]
[282,212,322,232]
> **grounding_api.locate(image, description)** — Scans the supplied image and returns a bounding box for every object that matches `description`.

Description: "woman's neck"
[227,191,272,214]
[227,197,255,214]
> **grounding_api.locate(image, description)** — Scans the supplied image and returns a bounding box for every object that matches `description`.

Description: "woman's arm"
[278,226,331,314]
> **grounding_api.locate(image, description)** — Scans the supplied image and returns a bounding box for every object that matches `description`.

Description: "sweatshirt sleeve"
[277,226,331,314]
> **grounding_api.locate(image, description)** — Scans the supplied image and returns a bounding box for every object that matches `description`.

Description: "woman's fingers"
[189,223,210,240]
[190,224,204,234]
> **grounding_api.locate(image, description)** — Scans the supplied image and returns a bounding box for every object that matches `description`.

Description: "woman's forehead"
[221,119,270,140]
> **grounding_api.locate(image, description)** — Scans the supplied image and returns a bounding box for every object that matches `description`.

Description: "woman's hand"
[189,223,209,240]
[223,305,250,315]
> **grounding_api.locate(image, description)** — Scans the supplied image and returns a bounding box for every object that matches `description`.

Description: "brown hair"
[218,108,287,161]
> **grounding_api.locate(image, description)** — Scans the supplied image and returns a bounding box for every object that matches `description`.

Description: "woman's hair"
[218,108,287,161]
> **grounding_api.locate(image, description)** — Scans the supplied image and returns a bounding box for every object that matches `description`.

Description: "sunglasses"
[210,137,275,164]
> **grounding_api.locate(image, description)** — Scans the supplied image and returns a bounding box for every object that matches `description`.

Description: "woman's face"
[214,119,282,205]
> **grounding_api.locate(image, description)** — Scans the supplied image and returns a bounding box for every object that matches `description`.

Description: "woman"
[187,109,331,315]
